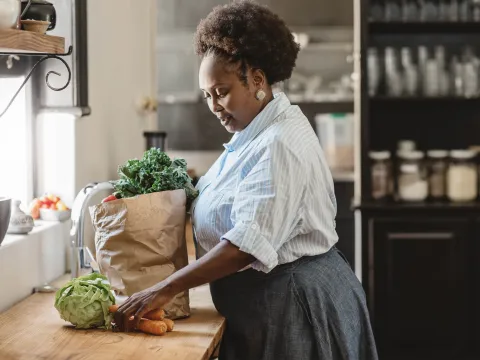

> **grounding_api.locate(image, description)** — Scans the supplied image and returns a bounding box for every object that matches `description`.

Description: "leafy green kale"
[111,148,199,203]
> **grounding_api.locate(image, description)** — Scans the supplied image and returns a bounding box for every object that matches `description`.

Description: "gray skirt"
[209,248,379,360]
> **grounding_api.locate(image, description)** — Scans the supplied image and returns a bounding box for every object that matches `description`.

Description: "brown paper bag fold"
[89,189,190,319]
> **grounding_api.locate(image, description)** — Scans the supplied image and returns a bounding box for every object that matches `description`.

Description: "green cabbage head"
[54,273,115,329]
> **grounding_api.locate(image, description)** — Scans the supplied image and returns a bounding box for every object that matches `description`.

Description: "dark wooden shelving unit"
[369,21,480,34]
[370,95,480,102]
[356,2,480,360]
[355,199,480,211]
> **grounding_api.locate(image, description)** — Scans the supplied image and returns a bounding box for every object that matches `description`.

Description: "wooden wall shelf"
[0,29,65,54]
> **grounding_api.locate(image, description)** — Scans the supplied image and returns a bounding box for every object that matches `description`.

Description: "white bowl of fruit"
[29,194,71,222]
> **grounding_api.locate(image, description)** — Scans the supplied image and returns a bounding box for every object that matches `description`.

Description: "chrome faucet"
[70,181,113,278]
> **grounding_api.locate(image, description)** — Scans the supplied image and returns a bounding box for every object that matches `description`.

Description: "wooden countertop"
[0,222,225,360]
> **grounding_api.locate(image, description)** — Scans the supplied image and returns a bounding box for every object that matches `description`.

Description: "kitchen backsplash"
[157,102,231,150]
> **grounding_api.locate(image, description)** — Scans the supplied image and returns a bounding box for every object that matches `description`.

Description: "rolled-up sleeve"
[221,140,306,273]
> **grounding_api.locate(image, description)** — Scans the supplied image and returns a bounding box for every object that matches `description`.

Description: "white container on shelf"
[315,113,354,171]
[447,150,478,202]
[397,150,429,202]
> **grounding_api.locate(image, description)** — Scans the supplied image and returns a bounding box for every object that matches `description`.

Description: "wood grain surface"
[0,29,65,54]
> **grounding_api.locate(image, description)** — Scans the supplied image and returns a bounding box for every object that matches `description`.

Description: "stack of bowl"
[0,197,11,246]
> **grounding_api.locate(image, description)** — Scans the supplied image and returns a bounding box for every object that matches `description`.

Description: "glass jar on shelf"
[447,150,478,202]
[385,47,404,97]
[385,0,402,21]
[369,0,384,21]
[367,48,380,96]
[397,150,429,202]
[427,150,448,200]
[369,151,393,200]
[397,139,416,154]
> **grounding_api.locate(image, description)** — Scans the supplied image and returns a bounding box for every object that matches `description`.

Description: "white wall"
[76,0,158,251]
[77,0,157,191]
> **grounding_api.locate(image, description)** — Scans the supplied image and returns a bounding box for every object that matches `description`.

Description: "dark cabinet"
[474,218,480,358]
[368,217,472,360]
[334,181,355,268]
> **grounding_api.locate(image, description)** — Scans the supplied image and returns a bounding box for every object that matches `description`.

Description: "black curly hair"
[194,0,300,86]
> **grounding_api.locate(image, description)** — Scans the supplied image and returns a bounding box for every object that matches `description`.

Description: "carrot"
[162,318,174,332]
[109,304,134,321]
[144,308,165,320]
[102,194,117,203]
[138,319,167,336]
[109,304,171,335]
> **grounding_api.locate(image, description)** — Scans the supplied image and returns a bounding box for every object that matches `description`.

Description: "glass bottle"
[385,0,402,21]
[385,47,404,96]
[397,151,429,202]
[368,48,381,96]
[427,150,448,200]
[401,47,419,96]
[369,151,393,200]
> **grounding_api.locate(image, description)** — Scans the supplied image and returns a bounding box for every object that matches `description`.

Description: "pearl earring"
[255,89,266,101]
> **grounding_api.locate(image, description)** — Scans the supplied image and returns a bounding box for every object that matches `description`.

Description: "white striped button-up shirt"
[191,92,338,273]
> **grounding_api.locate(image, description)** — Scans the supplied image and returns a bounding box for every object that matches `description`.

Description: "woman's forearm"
[161,240,255,296]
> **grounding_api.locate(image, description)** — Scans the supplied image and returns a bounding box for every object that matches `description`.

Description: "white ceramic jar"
[397,150,429,202]
[7,200,34,234]
[447,150,478,202]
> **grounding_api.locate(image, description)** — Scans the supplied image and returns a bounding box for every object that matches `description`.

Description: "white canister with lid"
[397,150,429,202]
[315,113,354,171]
[447,150,478,202]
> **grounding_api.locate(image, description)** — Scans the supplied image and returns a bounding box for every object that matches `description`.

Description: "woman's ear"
[251,68,267,88]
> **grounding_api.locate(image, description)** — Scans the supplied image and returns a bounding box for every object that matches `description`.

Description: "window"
[0,77,33,208]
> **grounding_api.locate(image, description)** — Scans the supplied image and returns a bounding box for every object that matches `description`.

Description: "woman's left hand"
[113,283,174,332]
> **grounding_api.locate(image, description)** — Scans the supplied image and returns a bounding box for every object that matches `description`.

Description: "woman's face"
[199,55,267,133]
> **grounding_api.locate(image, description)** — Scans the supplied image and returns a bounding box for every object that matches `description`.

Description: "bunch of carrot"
[109,305,174,336]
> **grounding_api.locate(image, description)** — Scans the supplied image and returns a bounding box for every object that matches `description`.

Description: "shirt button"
[251,224,257,230]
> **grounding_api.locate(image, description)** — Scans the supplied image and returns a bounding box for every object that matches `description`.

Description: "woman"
[115,1,378,359]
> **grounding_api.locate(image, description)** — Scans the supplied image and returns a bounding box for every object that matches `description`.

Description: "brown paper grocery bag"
[89,189,190,319]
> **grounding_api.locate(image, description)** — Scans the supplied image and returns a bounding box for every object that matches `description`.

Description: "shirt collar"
[223,92,291,153]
